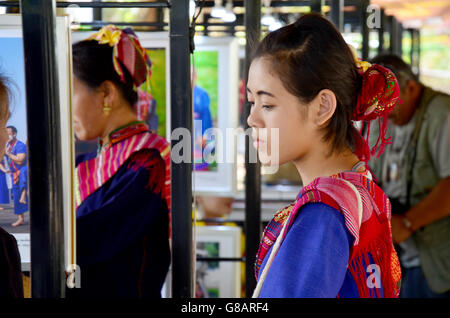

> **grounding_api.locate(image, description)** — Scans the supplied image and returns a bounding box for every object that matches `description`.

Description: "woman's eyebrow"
[246,87,275,98]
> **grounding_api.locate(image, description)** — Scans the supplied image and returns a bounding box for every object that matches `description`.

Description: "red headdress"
[88,25,152,90]
[350,52,400,163]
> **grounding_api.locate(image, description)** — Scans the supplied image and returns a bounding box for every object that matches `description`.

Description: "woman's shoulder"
[126,148,165,172]
[120,148,166,192]
[292,202,354,247]
[78,149,166,213]
[298,202,346,224]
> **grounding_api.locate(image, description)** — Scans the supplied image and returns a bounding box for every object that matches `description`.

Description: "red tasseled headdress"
[352,63,400,163]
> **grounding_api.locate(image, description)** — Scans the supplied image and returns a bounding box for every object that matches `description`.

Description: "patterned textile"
[353,64,400,163]
[255,170,401,298]
[134,89,153,121]
[75,122,170,216]
[88,25,152,90]
[6,140,26,185]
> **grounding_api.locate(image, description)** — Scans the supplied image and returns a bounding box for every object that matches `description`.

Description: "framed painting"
[0,14,76,271]
[192,36,239,196]
[195,225,242,298]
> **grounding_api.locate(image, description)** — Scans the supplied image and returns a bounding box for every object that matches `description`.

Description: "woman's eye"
[262,105,273,110]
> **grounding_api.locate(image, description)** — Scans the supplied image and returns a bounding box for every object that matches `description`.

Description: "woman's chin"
[258,151,281,167]
[74,130,91,142]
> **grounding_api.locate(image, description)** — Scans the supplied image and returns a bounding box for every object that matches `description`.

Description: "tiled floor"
[0,204,30,234]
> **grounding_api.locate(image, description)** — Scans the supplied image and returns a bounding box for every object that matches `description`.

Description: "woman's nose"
[247,105,260,128]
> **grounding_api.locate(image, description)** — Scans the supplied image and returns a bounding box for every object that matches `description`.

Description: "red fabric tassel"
[352,64,400,163]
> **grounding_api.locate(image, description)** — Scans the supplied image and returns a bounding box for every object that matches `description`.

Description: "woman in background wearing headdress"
[247,14,401,298]
[67,26,171,298]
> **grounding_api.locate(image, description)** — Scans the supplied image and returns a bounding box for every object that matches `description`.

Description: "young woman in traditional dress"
[247,14,402,298]
[67,26,170,298]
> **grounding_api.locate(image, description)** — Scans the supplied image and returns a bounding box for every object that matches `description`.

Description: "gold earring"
[103,101,112,116]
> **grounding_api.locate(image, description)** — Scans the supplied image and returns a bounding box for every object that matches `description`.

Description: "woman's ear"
[99,80,118,107]
[312,89,337,127]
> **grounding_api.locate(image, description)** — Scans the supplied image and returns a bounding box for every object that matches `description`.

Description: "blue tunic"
[193,85,214,170]
[193,85,213,137]
[18,166,28,205]
[258,203,384,298]
[6,141,28,215]
[0,170,9,204]
[66,149,170,298]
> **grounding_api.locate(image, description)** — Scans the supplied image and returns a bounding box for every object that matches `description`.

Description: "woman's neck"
[100,107,138,147]
[292,144,361,186]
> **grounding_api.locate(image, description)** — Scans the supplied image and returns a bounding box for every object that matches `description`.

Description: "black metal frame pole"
[360,0,370,60]
[409,28,415,67]
[244,0,261,298]
[397,20,403,57]
[410,28,421,78]
[390,16,400,55]
[169,0,193,298]
[416,29,421,78]
[20,0,65,297]
[93,0,102,21]
[0,1,170,8]
[378,8,385,54]
[330,0,343,32]
[79,21,168,29]
[310,0,324,14]
[386,15,394,53]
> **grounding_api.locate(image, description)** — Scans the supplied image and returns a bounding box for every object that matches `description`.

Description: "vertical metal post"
[416,29,421,78]
[330,0,343,32]
[387,15,394,53]
[20,0,65,297]
[310,0,324,14]
[397,20,403,57]
[244,0,261,298]
[169,0,193,298]
[409,28,415,67]
[360,0,369,60]
[204,13,210,37]
[378,8,385,54]
[93,0,102,21]
[390,16,400,55]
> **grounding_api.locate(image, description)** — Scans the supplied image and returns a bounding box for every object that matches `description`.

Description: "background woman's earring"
[103,102,112,116]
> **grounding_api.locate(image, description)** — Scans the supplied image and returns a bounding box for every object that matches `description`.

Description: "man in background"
[369,54,450,298]
[5,126,27,227]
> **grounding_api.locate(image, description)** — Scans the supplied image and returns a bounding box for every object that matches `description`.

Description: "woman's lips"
[253,139,265,149]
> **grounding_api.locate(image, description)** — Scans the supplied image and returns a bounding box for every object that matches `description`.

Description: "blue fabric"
[193,85,212,137]
[18,166,27,193]
[7,140,27,173]
[7,140,28,215]
[0,170,9,204]
[193,85,214,170]
[258,203,384,298]
[12,166,28,215]
[67,149,170,298]
[12,186,27,215]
